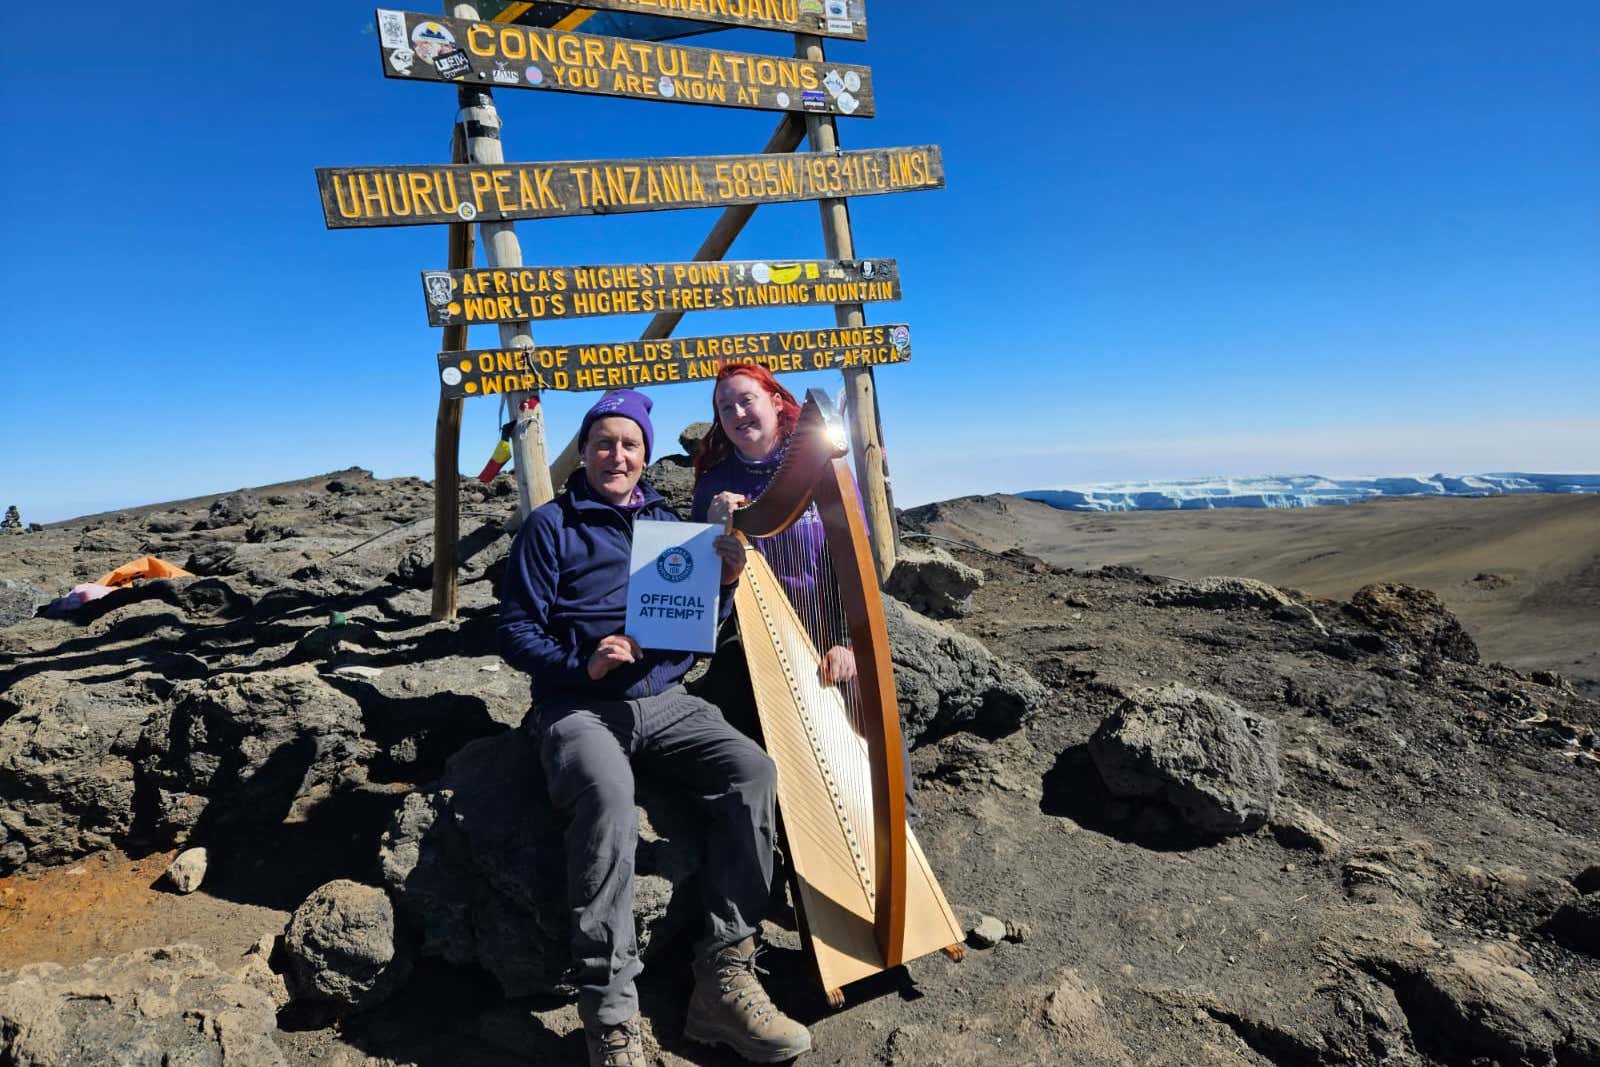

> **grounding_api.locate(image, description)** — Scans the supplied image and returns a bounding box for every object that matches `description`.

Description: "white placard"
[626,519,723,653]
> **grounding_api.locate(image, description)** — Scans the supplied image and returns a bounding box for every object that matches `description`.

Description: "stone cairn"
[1,505,22,532]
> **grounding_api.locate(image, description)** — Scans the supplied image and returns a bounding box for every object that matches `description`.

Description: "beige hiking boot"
[684,936,812,1063]
[584,1016,647,1067]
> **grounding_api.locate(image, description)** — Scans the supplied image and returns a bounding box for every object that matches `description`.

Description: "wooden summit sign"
[540,0,869,41]
[421,258,899,325]
[436,323,913,396]
[317,145,941,228]
[377,10,873,115]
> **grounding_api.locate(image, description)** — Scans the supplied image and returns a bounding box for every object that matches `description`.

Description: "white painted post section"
[452,4,554,517]
[795,33,898,584]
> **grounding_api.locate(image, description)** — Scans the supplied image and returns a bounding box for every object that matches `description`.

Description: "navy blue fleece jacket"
[499,471,734,704]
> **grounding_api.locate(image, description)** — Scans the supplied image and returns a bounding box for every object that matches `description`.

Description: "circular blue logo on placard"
[656,546,694,583]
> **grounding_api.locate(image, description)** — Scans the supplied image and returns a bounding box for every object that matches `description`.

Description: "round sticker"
[656,546,694,583]
[751,263,771,284]
[410,20,455,61]
[457,202,477,221]
[658,75,676,97]
[525,66,544,84]
[843,70,861,93]
[776,91,791,108]
[441,367,463,386]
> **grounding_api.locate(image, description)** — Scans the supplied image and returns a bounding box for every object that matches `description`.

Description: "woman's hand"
[820,645,857,685]
[707,491,747,526]
[713,534,746,584]
[587,634,642,680]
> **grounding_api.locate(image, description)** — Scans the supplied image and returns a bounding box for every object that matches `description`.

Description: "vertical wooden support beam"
[453,3,553,520]
[546,114,807,492]
[794,34,897,585]
[432,125,476,621]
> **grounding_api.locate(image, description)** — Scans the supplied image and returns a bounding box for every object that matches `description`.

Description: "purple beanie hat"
[579,390,655,461]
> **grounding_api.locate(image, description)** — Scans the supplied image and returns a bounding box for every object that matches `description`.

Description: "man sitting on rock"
[499,390,812,1067]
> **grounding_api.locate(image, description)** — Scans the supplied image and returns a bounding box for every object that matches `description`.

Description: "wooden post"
[453,3,553,520]
[794,34,897,584]
[432,125,477,621]
[546,113,806,491]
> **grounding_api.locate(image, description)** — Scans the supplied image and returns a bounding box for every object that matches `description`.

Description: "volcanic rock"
[643,454,695,517]
[1269,797,1344,854]
[881,596,1045,743]
[968,915,1006,948]
[678,421,713,457]
[885,543,984,618]
[1396,948,1573,1066]
[136,666,376,841]
[1150,575,1298,612]
[0,944,287,1066]
[0,674,153,874]
[378,726,702,997]
[1548,894,1600,957]
[282,879,412,1014]
[1347,582,1481,664]
[197,492,260,531]
[0,578,48,626]
[1088,683,1282,836]
[164,847,208,894]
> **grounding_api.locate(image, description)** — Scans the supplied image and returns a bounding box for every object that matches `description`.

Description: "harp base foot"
[824,988,846,1010]
[942,944,966,962]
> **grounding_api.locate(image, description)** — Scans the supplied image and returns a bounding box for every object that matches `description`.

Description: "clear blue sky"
[3,1,1596,522]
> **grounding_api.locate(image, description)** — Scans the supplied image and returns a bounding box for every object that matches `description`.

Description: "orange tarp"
[95,556,193,588]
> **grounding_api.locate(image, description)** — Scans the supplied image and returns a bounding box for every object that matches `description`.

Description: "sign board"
[508,0,870,41]
[626,519,723,653]
[421,258,899,325]
[318,145,942,228]
[436,323,913,396]
[377,10,873,115]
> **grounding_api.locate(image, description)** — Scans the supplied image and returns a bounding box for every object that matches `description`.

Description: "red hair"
[693,363,803,478]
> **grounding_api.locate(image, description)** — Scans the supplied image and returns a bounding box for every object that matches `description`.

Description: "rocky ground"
[1,454,1597,1066]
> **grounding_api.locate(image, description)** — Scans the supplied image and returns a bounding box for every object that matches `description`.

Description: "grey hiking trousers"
[533,685,777,1026]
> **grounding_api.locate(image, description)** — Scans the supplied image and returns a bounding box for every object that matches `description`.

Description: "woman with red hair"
[690,363,914,818]
[691,363,856,684]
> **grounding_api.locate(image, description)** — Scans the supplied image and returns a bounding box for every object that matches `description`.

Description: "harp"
[730,390,964,1007]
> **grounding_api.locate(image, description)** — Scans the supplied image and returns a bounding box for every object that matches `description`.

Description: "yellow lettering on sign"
[407,172,436,216]
[498,26,526,60]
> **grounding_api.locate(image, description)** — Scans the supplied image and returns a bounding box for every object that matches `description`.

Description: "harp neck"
[732,393,848,538]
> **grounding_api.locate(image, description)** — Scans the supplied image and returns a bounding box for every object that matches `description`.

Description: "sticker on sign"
[377,10,407,49]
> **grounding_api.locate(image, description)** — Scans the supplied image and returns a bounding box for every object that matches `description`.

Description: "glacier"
[1017,473,1600,512]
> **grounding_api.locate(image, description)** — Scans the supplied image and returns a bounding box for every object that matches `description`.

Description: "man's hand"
[713,534,746,585]
[820,645,857,684]
[587,634,642,680]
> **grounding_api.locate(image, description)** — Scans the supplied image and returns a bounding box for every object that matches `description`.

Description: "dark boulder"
[282,879,412,1014]
[378,726,703,997]
[882,597,1045,743]
[643,455,696,518]
[0,578,49,627]
[0,675,153,874]
[1348,582,1480,664]
[1089,683,1282,836]
[885,544,984,619]
[136,666,375,841]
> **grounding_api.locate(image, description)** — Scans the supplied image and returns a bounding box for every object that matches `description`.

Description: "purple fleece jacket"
[500,471,733,704]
